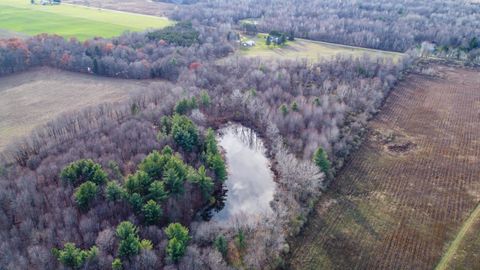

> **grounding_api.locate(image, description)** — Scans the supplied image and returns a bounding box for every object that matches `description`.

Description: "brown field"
[63,0,175,16]
[289,65,480,269]
[0,29,28,39]
[0,67,168,151]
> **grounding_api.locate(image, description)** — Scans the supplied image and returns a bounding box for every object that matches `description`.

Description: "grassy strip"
[435,202,480,270]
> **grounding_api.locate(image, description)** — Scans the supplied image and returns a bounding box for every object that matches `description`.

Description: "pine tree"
[313,147,331,176]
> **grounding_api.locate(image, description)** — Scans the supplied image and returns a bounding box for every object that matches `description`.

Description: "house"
[242,40,256,47]
[40,0,61,5]
[420,41,436,58]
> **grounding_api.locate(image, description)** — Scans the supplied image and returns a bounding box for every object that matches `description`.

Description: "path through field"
[289,65,480,269]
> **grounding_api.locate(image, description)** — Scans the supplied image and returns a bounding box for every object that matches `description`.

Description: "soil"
[289,64,480,270]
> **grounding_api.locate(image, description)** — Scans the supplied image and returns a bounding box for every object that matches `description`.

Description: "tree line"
[0,22,234,80]
[172,0,480,60]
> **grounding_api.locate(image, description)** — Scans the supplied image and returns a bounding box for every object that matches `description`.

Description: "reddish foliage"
[189,62,202,70]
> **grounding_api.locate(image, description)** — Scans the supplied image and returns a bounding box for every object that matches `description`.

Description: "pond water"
[205,123,276,223]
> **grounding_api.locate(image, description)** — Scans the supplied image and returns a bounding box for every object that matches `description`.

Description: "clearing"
[0,0,173,40]
[63,0,176,17]
[240,34,405,62]
[289,64,480,269]
[0,67,168,151]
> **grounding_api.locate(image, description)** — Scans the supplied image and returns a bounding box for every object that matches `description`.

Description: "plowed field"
[289,65,480,270]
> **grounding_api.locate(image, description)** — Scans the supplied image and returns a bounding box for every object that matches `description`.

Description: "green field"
[0,0,173,40]
[240,33,405,62]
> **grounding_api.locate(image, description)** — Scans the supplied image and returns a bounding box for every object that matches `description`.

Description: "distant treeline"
[172,0,480,59]
[0,22,233,80]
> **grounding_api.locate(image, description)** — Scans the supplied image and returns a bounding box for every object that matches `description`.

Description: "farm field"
[0,0,173,40]
[63,0,175,17]
[0,67,168,151]
[436,203,480,270]
[240,34,405,62]
[289,65,480,269]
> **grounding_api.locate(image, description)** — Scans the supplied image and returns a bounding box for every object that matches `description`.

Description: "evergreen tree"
[164,223,190,262]
[61,159,107,186]
[116,221,141,259]
[112,258,122,270]
[214,235,228,258]
[207,153,227,182]
[163,168,184,194]
[147,181,168,202]
[171,114,199,152]
[313,147,331,176]
[280,104,289,116]
[74,181,98,210]
[200,90,211,107]
[142,200,162,225]
[105,181,126,202]
[53,243,98,269]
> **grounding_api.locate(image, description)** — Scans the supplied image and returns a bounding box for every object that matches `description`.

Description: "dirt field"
[0,67,168,151]
[0,29,28,39]
[63,0,175,16]
[289,65,480,269]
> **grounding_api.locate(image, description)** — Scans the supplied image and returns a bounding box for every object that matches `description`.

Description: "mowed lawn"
[0,0,173,40]
[240,33,405,62]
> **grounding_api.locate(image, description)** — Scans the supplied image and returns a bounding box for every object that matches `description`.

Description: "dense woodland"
[1,0,474,268]
[172,0,480,57]
[0,52,410,268]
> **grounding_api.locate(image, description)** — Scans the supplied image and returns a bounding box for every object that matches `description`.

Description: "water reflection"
[206,123,275,223]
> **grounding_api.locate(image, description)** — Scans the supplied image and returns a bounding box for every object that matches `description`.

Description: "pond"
[204,123,276,224]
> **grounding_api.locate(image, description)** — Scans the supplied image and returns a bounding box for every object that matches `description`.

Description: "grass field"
[436,203,480,270]
[240,34,404,62]
[289,65,480,269]
[0,0,173,40]
[0,67,169,151]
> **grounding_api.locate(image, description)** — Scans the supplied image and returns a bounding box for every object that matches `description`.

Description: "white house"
[242,40,256,47]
